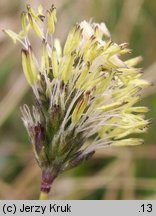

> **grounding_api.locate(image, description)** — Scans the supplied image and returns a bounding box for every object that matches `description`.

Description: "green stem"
[39,191,49,200]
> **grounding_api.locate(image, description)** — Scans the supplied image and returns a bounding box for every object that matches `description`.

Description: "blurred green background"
[0,0,156,199]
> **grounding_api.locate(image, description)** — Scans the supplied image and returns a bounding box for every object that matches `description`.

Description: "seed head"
[5,5,150,175]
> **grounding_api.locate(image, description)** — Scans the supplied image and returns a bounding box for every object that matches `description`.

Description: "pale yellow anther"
[22,48,38,86]
[126,107,149,113]
[81,35,97,57]
[60,54,74,83]
[112,127,146,140]
[72,93,89,123]
[51,48,59,78]
[47,5,57,34]
[94,23,110,38]
[80,21,94,39]
[112,138,143,147]
[98,101,126,112]
[113,130,134,140]
[107,43,121,56]
[129,79,150,88]
[63,26,75,55]
[117,68,140,75]
[75,63,90,88]
[28,13,44,38]
[99,116,118,137]
[95,71,115,94]
[41,40,50,74]
[21,12,27,36]
[103,40,113,51]
[64,25,82,55]
[83,41,102,63]
[27,4,38,19]
[109,55,127,68]
[125,56,143,67]
[113,86,139,101]
[54,39,62,59]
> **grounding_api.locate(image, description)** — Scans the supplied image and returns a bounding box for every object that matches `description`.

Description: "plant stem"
[39,168,57,200]
[39,191,49,200]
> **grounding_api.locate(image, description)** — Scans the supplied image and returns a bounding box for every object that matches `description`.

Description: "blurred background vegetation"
[0,0,156,200]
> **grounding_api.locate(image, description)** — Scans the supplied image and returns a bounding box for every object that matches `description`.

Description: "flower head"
[5,4,150,196]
